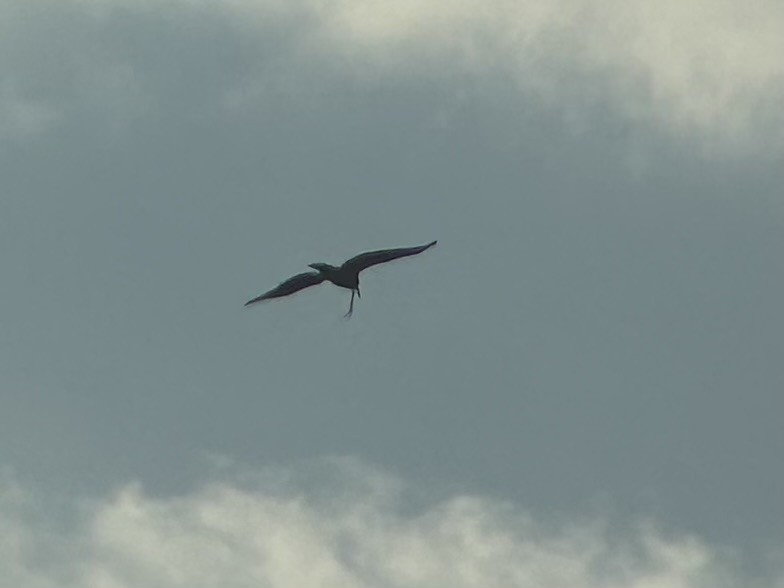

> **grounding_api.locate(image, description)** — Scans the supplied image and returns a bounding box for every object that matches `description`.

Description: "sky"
[1,0,784,586]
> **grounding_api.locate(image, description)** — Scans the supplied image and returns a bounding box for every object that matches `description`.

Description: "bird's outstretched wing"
[244,271,325,306]
[341,240,437,274]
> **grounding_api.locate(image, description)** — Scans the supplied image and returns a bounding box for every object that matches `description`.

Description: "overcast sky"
[2,1,783,586]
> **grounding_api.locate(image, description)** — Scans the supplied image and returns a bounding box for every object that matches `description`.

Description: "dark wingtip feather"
[244,295,266,307]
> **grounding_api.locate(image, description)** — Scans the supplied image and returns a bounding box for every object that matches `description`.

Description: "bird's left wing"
[244,271,325,306]
[341,240,437,274]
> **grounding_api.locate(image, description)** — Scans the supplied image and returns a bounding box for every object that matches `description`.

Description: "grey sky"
[1,1,783,585]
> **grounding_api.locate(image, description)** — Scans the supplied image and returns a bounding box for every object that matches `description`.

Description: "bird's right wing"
[244,271,325,306]
[341,240,437,274]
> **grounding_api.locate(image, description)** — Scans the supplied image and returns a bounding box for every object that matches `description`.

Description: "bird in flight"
[245,240,437,317]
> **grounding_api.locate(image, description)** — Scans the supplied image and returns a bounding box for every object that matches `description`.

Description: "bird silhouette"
[245,240,437,317]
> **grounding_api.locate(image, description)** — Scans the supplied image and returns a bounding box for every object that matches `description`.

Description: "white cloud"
[0,459,781,588]
[213,0,784,154]
[3,0,784,154]
[304,0,784,154]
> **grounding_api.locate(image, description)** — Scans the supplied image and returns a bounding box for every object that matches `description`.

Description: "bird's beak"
[356,287,361,298]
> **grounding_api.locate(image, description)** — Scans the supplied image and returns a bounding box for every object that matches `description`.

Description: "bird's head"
[308,263,336,274]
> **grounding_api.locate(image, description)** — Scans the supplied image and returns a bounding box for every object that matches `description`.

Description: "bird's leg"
[344,290,355,318]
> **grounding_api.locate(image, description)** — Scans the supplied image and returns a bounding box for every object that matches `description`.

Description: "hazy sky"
[2,1,783,586]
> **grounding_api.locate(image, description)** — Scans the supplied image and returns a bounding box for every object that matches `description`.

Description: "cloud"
[0,0,150,141]
[1,459,781,588]
[0,81,60,139]
[3,0,783,155]
[80,0,784,154]
[253,0,784,154]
